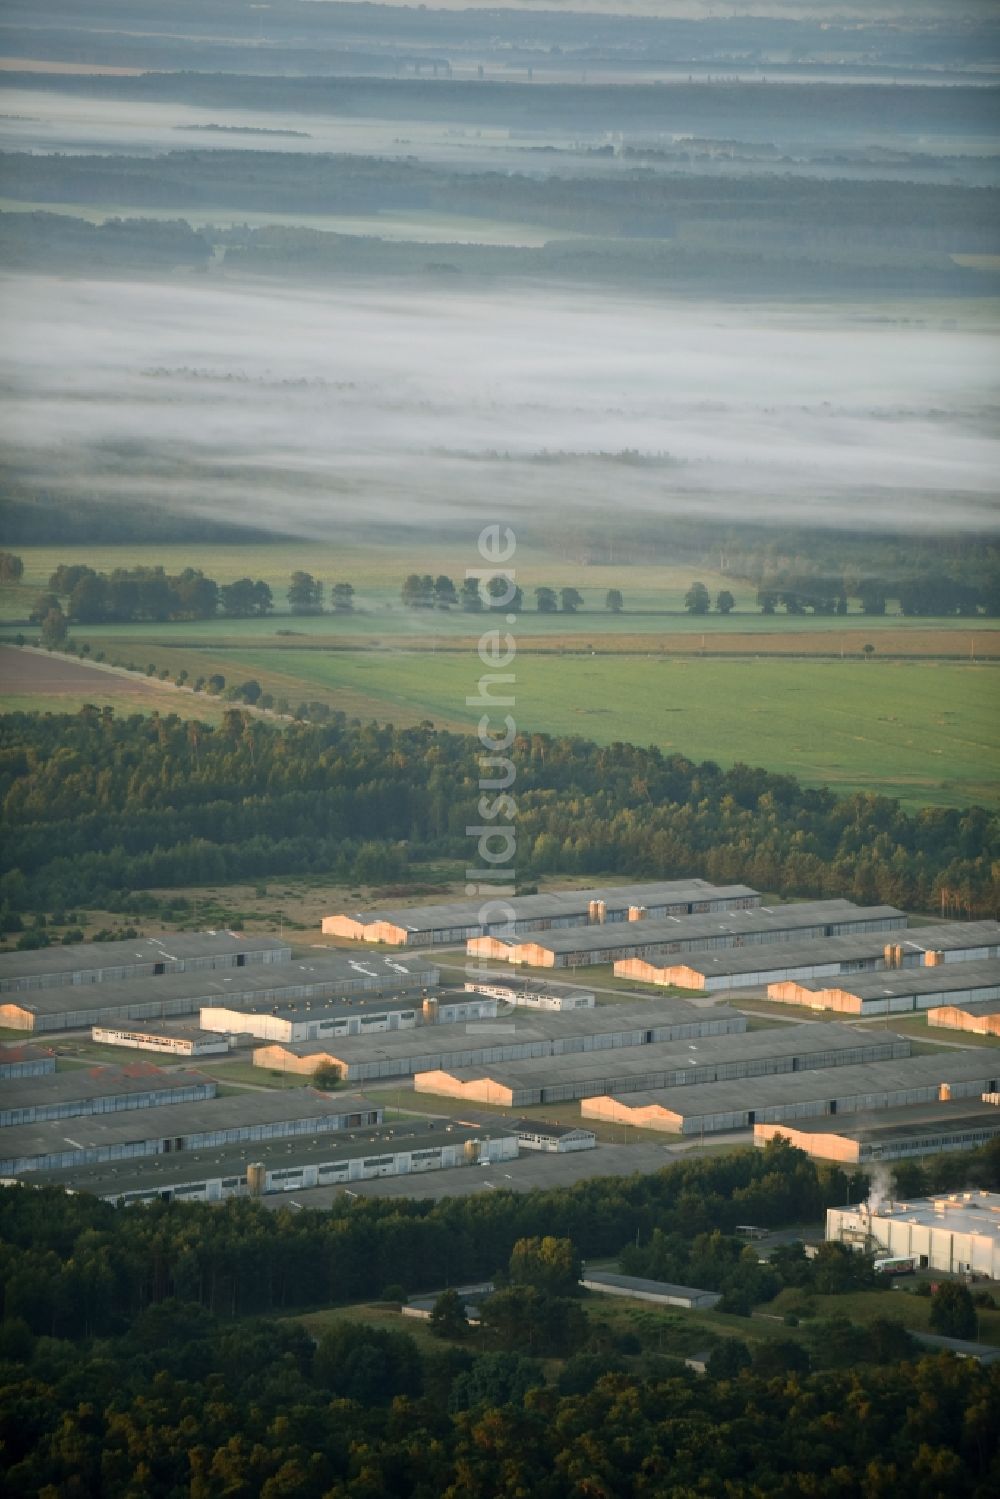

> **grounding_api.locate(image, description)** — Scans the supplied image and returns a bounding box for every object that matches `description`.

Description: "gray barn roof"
[269,998,734,1063]
[2,953,439,1019]
[765,1101,1000,1145]
[607,1051,1000,1118]
[795,960,1000,1001]
[425,1022,907,1092]
[31,1118,515,1199]
[342,881,752,932]
[2,1089,378,1166]
[581,1271,719,1301]
[0,933,289,986]
[668,923,1000,981]
[497,903,904,957]
[1,1064,212,1112]
[930,998,1000,1018]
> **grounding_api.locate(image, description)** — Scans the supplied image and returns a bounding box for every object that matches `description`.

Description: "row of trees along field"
[0,711,995,919]
[2,1138,1000,1496]
[19,563,357,625]
[7,556,999,622]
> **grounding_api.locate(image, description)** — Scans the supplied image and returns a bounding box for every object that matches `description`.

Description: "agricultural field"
[2,641,995,808]
[156,649,999,807]
[2,544,997,810]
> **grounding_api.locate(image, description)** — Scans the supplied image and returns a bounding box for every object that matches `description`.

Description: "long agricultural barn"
[323,881,760,945]
[0,951,439,1034]
[626,921,1000,994]
[580,1271,722,1311]
[2,1088,382,1175]
[767,959,1000,1017]
[471,901,906,969]
[0,1042,55,1079]
[0,1064,216,1128]
[200,989,497,1044]
[413,1022,910,1108]
[755,1101,1000,1163]
[33,1120,519,1206]
[0,933,291,996]
[580,1052,1000,1136]
[928,998,1000,1037]
[253,999,747,1082]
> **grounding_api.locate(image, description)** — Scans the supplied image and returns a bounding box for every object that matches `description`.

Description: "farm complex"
[1,880,996,1205]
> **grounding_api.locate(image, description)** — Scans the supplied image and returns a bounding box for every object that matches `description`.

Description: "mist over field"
[1,272,996,537]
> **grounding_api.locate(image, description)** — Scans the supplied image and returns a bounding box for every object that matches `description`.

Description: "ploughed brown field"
[0,645,225,719]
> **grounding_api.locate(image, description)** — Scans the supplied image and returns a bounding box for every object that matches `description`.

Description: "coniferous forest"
[0,709,995,923]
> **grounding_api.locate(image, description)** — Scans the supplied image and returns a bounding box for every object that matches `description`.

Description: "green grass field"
[2,641,995,807]
[3,543,997,809]
[195,650,997,807]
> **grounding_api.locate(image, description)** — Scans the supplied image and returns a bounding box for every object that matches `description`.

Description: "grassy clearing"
[122,649,988,808]
[763,1285,1000,1341]
[10,644,994,806]
[286,1301,448,1354]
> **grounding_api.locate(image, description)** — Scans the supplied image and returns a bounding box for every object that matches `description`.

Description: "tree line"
[0,710,995,920]
[8,553,999,623]
[18,563,363,627]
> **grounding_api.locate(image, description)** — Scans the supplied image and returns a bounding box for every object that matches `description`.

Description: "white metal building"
[463,981,595,1011]
[199,990,497,1044]
[826,1193,1000,1279]
[92,1024,232,1058]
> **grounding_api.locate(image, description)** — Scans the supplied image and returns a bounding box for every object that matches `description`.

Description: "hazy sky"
[1,271,996,535]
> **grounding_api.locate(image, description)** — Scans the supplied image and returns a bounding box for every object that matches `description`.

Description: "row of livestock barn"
[0,934,438,1033]
[323,880,762,946]
[411,1022,910,1108]
[765,960,1000,1018]
[0,1053,526,1204]
[470,900,907,968]
[579,1051,1000,1136]
[621,921,1000,994]
[252,998,748,1082]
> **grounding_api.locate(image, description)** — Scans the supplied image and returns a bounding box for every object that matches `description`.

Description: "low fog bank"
[1,271,996,537]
